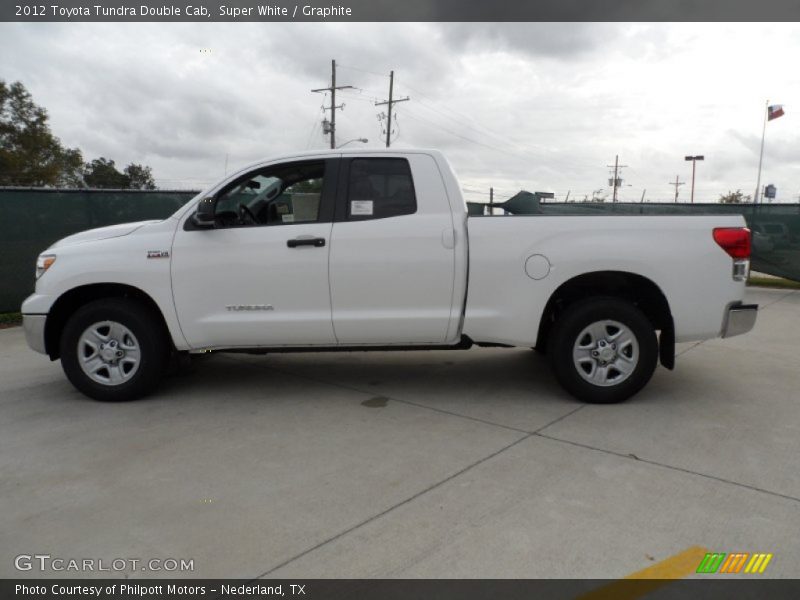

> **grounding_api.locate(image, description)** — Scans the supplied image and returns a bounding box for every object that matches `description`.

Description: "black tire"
[60,298,169,401]
[549,296,657,404]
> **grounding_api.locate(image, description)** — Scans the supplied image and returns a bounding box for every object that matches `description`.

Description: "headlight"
[35,254,56,279]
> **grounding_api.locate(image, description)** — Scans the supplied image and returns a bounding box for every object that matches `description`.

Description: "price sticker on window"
[350,200,373,216]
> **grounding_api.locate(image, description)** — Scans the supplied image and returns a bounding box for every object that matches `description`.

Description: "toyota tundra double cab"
[22,149,757,403]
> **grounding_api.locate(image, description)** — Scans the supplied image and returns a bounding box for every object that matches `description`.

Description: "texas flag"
[768,104,785,121]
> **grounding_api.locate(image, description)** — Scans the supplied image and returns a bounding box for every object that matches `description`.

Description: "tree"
[83,158,129,189]
[124,163,156,190]
[0,80,84,186]
[83,159,158,189]
[719,189,751,204]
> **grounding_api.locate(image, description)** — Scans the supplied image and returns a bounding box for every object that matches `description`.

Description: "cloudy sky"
[1,22,798,203]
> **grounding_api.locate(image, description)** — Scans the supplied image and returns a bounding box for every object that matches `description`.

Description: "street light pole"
[337,138,368,148]
[684,155,704,203]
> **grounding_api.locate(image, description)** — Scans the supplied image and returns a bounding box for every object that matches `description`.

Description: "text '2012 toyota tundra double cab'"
[22,149,758,403]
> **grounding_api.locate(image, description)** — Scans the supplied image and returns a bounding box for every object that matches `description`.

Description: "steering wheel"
[238,203,258,224]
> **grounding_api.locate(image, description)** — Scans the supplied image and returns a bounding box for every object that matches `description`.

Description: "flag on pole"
[768,104,785,121]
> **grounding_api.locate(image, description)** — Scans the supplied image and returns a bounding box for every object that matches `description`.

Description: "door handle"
[287,237,326,248]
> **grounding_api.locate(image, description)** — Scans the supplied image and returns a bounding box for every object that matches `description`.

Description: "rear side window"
[346,158,416,220]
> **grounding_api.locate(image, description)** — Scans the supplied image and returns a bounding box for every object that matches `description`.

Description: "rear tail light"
[713,227,751,259]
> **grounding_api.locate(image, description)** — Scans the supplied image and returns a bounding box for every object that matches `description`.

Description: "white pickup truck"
[22,149,757,404]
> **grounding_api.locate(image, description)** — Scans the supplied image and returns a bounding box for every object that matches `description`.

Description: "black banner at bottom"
[4,579,800,600]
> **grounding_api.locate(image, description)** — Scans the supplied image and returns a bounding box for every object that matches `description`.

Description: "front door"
[171,158,337,349]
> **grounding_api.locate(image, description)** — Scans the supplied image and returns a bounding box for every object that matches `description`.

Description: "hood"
[50,220,159,248]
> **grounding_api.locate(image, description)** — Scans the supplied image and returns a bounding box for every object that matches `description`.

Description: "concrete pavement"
[1,288,798,579]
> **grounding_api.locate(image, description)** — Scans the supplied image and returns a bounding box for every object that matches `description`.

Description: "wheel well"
[44,283,172,360]
[536,271,674,363]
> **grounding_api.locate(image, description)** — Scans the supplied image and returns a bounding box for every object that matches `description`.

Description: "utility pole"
[311,59,354,149]
[489,187,494,215]
[640,189,646,203]
[669,175,685,203]
[684,155,704,203]
[606,155,628,202]
[375,70,409,148]
[565,190,570,203]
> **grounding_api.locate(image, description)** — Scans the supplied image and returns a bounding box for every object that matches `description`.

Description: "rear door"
[329,153,457,344]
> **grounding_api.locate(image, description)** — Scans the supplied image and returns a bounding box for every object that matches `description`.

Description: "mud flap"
[659,326,675,370]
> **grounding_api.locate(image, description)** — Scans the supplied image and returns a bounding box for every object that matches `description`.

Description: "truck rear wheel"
[60,298,169,401]
[549,296,657,404]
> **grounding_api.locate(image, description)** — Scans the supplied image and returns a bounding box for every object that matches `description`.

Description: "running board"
[191,335,475,355]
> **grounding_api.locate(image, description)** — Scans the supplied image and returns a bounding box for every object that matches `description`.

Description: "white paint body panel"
[329,153,458,344]
[21,218,189,350]
[463,215,746,345]
[21,148,748,357]
[171,222,336,348]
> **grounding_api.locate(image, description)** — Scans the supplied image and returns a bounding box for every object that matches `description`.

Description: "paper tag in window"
[351,200,373,216]
[282,214,295,223]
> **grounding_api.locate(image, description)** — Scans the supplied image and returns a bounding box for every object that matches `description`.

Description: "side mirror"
[191,196,216,228]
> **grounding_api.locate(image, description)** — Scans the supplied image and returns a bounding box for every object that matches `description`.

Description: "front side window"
[214,161,325,227]
[346,158,416,220]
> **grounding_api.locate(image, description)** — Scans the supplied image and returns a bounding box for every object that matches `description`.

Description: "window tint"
[214,161,325,227]
[347,158,416,220]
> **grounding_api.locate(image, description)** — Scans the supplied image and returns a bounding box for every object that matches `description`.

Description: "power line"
[606,155,628,203]
[668,175,685,203]
[336,90,379,104]
[375,70,409,148]
[396,78,504,138]
[410,96,513,145]
[336,64,390,79]
[305,118,320,150]
[335,69,598,169]
[396,80,557,160]
[402,109,528,159]
[311,59,354,149]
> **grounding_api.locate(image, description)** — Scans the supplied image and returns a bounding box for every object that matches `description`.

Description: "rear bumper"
[22,314,47,355]
[721,303,758,338]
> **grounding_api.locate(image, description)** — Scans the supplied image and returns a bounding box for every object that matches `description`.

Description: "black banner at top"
[2,0,800,22]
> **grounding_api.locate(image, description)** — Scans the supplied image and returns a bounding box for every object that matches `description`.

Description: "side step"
[197,335,476,355]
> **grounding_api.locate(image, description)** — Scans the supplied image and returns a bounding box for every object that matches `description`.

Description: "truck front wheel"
[549,297,657,404]
[60,298,169,402]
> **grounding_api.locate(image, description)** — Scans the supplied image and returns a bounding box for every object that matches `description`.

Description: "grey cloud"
[439,23,622,59]
[1,22,799,200]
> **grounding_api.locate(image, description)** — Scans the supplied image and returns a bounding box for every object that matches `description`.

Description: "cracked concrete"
[1,288,797,579]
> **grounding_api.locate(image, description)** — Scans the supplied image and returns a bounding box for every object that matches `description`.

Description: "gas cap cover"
[525,254,551,280]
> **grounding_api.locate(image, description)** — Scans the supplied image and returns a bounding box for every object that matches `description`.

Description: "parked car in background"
[752,222,792,249]
[752,227,776,253]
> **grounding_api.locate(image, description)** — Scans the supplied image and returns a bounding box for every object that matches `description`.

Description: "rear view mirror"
[191,196,216,228]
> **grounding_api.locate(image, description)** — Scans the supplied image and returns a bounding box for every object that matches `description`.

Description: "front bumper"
[721,303,758,338]
[22,314,47,354]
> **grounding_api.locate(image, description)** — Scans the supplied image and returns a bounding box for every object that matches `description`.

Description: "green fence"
[0,188,198,312]
[2,190,798,313]
[470,199,800,283]
[535,202,800,282]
